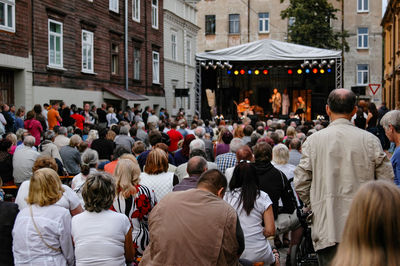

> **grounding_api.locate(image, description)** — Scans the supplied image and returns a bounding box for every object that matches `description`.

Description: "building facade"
[163,0,199,118]
[0,0,164,111]
[196,0,382,104]
[382,0,400,109]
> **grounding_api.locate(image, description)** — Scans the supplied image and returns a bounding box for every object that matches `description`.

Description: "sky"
[382,0,387,17]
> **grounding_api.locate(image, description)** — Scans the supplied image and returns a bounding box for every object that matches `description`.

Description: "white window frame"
[229,14,240,34]
[357,64,369,85]
[357,0,369,13]
[151,0,158,29]
[186,38,191,65]
[133,47,140,80]
[357,27,368,49]
[171,32,177,61]
[152,51,160,84]
[0,0,15,32]
[48,19,63,68]
[109,0,119,13]
[82,30,94,73]
[132,0,140,22]
[258,12,269,33]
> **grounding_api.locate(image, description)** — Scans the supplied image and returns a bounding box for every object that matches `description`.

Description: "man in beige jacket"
[294,89,393,266]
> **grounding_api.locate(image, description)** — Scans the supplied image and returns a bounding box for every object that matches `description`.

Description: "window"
[152,0,158,29]
[171,32,177,60]
[152,51,159,84]
[82,30,94,73]
[357,64,369,85]
[357,28,368,49]
[48,20,63,68]
[132,0,140,22]
[205,15,216,35]
[258,13,269,33]
[109,0,118,13]
[134,47,140,80]
[111,43,119,75]
[186,38,191,65]
[229,14,240,34]
[357,0,368,12]
[0,0,15,32]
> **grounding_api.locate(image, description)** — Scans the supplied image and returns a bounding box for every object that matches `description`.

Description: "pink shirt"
[24,119,43,146]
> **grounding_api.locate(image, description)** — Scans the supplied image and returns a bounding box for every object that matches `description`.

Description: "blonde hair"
[233,126,244,138]
[332,180,400,266]
[286,126,296,138]
[114,159,141,198]
[120,153,138,164]
[106,130,116,141]
[217,127,228,144]
[272,144,289,165]
[27,168,64,206]
[144,148,168,175]
[5,133,17,146]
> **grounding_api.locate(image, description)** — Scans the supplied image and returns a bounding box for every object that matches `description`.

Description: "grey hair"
[272,144,290,165]
[189,139,205,152]
[58,126,67,135]
[23,135,36,147]
[81,148,99,166]
[69,134,82,147]
[44,130,55,141]
[194,126,206,138]
[229,138,244,153]
[119,126,129,135]
[275,129,285,142]
[16,128,27,141]
[137,121,145,129]
[380,110,400,132]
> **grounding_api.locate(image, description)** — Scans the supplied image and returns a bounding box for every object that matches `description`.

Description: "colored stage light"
[234,70,239,75]
[263,70,269,75]
[312,68,318,74]
[327,68,332,73]
[227,70,232,75]
[248,70,252,74]
[297,69,302,74]
[305,69,310,74]
[288,69,293,75]
[240,69,245,75]
[320,69,325,74]
[254,70,260,75]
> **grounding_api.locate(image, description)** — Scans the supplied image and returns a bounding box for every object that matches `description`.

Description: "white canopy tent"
[194,39,342,116]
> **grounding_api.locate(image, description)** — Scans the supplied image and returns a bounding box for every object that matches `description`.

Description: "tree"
[280,0,348,51]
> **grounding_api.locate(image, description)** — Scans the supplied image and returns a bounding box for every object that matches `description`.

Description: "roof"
[103,87,148,101]
[196,39,342,62]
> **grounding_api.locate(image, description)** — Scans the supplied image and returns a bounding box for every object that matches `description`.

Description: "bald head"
[327,88,356,115]
[236,145,254,162]
[186,156,208,177]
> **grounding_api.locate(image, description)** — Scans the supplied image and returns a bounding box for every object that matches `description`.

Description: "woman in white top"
[140,148,178,200]
[224,162,279,265]
[71,172,135,266]
[72,148,98,208]
[12,168,75,266]
[106,107,118,127]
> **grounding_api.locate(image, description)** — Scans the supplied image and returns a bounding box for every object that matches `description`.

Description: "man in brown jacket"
[140,169,244,265]
[294,89,394,266]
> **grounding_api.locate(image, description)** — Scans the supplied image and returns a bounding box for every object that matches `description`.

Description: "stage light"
[327,68,332,73]
[320,69,325,74]
[227,70,232,75]
[254,70,260,75]
[263,69,269,75]
[301,61,310,68]
[248,70,252,74]
[288,69,293,75]
[312,68,318,74]
[234,70,239,75]
[311,61,318,67]
[240,69,245,75]
[320,60,327,67]
[224,62,233,69]
[200,62,206,68]
[305,69,310,74]
[297,69,302,74]
[216,62,223,69]
[329,59,335,65]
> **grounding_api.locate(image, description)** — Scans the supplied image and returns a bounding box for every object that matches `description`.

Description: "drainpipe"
[144,0,148,96]
[392,5,396,108]
[125,0,129,91]
[341,0,344,86]
[247,0,250,42]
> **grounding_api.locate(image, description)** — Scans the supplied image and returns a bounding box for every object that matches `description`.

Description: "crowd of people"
[0,89,399,266]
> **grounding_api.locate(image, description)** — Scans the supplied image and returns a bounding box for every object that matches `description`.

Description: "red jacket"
[24,119,43,146]
[167,129,183,152]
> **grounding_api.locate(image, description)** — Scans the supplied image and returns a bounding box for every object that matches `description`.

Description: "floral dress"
[111,184,157,256]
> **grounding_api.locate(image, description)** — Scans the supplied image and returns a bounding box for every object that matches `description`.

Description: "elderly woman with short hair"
[72,172,135,265]
[12,168,75,266]
[59,134,82,175]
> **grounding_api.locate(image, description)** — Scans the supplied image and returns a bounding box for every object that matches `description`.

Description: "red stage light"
[312,68,318,74]
[288,69,293,75]
[240,69,245,75]
[263,70,269,75]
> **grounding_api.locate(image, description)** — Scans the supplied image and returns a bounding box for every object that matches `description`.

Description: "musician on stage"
[295,96,306,121]
[236,98,254,117]
[269,88,282,116]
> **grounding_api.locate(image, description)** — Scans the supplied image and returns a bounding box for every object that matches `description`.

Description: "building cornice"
[163,9,200,33]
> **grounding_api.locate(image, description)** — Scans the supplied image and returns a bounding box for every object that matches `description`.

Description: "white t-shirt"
[224,189,275,264]
[71,210,131,266]
[71,169,97,208]
[15,181,81,211]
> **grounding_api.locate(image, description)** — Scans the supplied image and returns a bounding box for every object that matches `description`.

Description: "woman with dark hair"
[366,102,378,133]
[33,104,47,132]
[24,110,43,146]
[215,129,233,157]
[354,107,367,129]
[224,162,278,265]
[0,139,13,184]
[174,134,195,166]
[15,107,25,131]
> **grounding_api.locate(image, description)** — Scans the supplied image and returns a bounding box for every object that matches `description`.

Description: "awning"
[103,87,148,101]
[196,39,341,62]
